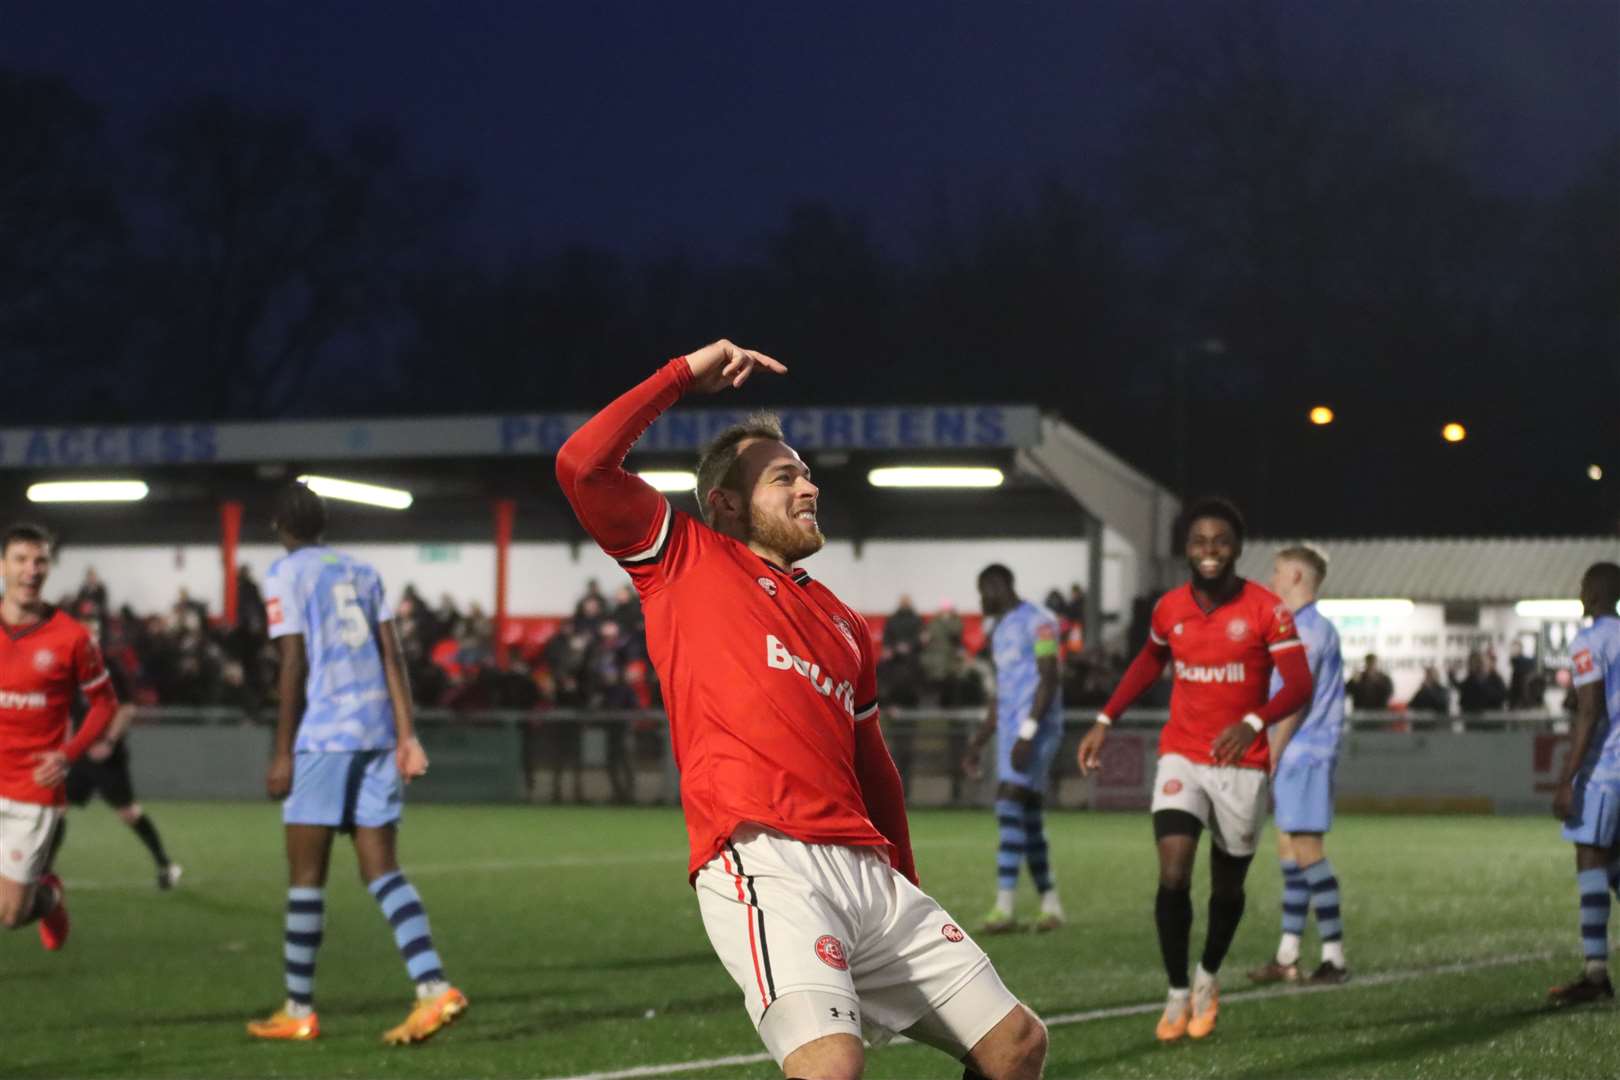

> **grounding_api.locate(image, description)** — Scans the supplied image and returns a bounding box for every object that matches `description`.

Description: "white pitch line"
[61,838,991,891]
[533,949,1556,1080]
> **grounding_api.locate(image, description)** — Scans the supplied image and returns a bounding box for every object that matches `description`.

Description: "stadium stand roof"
[1236,536,1618,602]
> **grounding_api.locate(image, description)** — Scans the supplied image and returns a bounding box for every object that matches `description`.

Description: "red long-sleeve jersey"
[0,607,119,805]
[1101,581,1312,770]
[556,357,916,883]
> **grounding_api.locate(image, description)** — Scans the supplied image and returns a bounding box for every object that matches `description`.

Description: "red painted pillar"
[493,498,516,670]
[220,500,243,626]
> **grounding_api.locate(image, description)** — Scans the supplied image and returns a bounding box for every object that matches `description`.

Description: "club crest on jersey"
[756,576,777,597]
[815,934,849,970]
[32,649,55,673]
[1573,649,1594,676]
[266,597,284,626]
[1226,618,1249,641]
[942,923,965,943]
[1163,779,1184,795]
[831,615,860,657]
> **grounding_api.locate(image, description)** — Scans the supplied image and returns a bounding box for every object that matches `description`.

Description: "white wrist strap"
[1095,712,1114,727]
[1242,713,1264,732]
[1017,716,1039,741]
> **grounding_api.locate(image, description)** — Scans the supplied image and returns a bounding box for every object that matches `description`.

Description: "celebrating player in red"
[0,524,119,950]
[558,342,1047,1080]
[1077,497,1312,1043]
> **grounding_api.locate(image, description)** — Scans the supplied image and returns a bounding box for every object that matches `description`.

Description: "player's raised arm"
[555,340,787,556]
[1077,634,1172,775]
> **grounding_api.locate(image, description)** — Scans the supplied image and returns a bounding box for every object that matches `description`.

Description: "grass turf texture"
[8,804,1617,1079]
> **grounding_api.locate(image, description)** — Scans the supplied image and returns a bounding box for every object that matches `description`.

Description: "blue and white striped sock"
[283,886,324,1010]
[368,871,447,991]
[1024,803,1053,894]
[1578,867,1611,975]
[1278,859,1307,964]
[1303,858,1344,965]
[995,798,1025,904]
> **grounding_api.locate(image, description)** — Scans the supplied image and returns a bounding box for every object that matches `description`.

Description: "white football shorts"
[1149,753,1268,857]
[695,823,1019,1066]
[0,796,63,885]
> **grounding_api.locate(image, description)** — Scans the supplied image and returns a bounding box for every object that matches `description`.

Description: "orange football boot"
[382,986,468,1045]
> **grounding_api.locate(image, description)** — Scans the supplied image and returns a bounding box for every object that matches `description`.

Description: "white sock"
[417,979,451,1000]
[1277,932,1301,966]
[1040,890,1064,916]
[995,888,1016,914]
[1322,940,1345,968]
[1584,958,1608,981]
[284,1000,313,1018]
[1166,986,1190,1012]
[1193,963,1217,991]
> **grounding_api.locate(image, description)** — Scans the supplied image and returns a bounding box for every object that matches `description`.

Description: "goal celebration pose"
[559,341,1047,1079]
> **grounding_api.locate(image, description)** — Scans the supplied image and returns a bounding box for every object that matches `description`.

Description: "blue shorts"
[998,726,1063,792]
[1562,776,1620,849]
[1273,755,1336,834]
[283,749,402,830]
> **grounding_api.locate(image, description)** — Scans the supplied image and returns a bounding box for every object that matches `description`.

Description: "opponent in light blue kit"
[964,564,1065,933]
[1549,561,1620,1005]
[1249,545,1350,985]
[247,482,467,1044]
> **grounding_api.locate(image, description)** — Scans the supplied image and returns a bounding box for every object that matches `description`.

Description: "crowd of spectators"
[62,567,1563,725]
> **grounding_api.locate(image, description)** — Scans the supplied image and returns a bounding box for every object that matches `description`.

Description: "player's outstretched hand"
[31,750,68,788]
[1076,722,1108,775]
[961,749,983,782]
[1211,721,1260,766]
[397,736,429,784]
[685,340,787,394]
[266,752,293,800]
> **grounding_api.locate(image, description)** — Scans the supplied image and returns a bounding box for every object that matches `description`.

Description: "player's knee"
[779,1033,863,1080]
[971,1004,1047,1080]
[116,804,142,825]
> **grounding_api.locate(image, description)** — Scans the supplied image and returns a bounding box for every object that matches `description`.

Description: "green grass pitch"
[8,803,1618,1079]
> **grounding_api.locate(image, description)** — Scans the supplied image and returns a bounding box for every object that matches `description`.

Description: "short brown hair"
[695,412,786,525]
[1274,543,1329,587]
[2,522,54,556]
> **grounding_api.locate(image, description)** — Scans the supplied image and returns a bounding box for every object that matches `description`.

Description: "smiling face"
[1184,515,1239,589]
[709,437,824,564]
[2,539,52,612]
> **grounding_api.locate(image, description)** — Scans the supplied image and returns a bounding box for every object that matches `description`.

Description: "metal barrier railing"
[125,705,1571,808]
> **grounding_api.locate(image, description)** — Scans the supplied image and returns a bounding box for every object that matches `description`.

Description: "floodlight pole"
[220,500,243,626]
[493,498,515,670]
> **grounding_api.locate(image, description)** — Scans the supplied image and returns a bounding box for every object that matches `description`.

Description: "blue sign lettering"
[499,417,533,453]
[537,416,573,454]
[24,432,51,466]
[56,430,85,465]
[933,408,968,445]
[974,407,1006,445]
[192,425,218,462]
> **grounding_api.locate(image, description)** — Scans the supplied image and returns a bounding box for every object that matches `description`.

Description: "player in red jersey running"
[0,524,119,950]
[558,342,1047,1080]
[1077,497,1312,1043]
